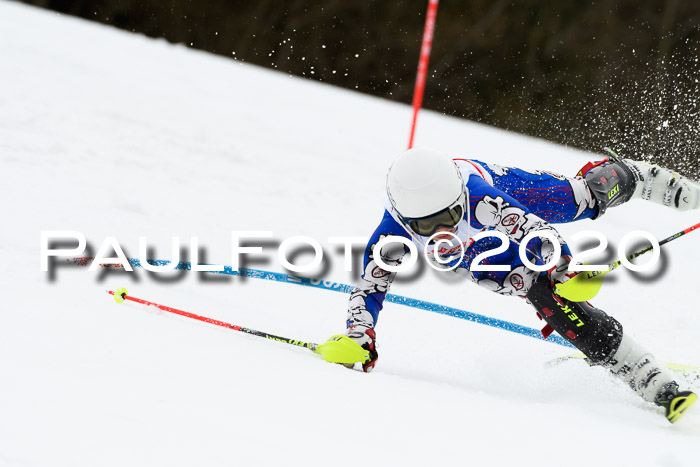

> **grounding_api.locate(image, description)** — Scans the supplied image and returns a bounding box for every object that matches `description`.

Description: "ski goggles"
[401,191,466,237]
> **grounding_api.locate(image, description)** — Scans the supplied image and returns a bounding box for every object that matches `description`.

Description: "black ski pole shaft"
[607,221,700,272]
[108,289,319,352]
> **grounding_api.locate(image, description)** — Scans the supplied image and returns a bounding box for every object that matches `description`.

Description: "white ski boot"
[578,148,700,217]
[624,159,700,211]
[608,333,697,423]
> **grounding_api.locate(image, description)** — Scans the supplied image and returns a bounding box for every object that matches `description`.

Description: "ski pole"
[108,288,319,351]
[107,289,371,365]
[611,220,700,271]
[556,220,700,301]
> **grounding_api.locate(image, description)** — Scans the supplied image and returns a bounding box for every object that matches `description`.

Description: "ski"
[545,352,700,381]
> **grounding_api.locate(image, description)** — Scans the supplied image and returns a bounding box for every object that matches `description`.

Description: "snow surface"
[1,2,699,466]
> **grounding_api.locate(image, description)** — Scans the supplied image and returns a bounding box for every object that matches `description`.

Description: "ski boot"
[606,333,697,423]
[654,381,698,423]
[577,148,700,217]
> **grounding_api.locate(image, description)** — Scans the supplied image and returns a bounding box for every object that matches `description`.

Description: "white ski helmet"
[386,147,466,236]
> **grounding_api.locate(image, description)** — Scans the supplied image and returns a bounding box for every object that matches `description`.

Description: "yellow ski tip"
[667,392,697,424]
[555,271,606,302]
[316,335,370,364]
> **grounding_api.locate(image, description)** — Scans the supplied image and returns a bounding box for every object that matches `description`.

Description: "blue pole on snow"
[114,258,574,349]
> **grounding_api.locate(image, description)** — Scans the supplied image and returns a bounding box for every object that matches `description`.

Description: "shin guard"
[526,274,623,364]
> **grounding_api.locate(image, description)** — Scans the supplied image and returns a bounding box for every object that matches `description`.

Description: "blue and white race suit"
[347,159,599,329]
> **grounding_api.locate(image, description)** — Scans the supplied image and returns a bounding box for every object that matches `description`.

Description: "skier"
[327,146,699,423]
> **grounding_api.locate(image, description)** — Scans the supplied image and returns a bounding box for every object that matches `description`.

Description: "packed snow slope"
[2,2,699,466]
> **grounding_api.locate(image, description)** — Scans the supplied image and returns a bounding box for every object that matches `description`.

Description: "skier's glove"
[548,254,575,286]
[346,325,378,372]
[549,254,607,301]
